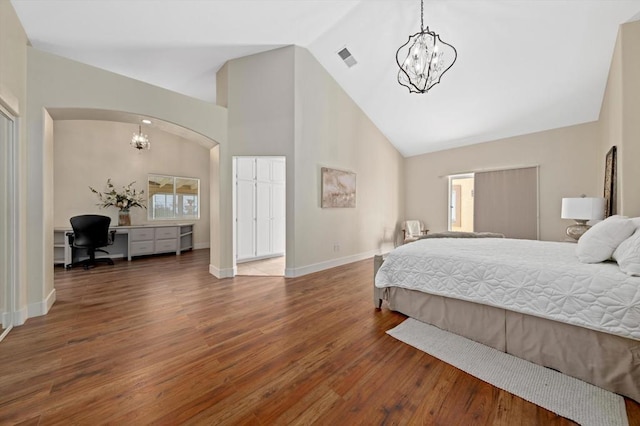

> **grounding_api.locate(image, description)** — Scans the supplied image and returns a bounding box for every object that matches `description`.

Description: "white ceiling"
[11,0,640,157]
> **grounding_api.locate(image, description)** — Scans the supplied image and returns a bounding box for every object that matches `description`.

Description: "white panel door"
[271,182,286,254]
[256,158,271,182]
[0,111,9,332]
[236,157,255,181]
[236,179,256,260]
[0,108,14,337]
[271,159,286,184]
[256,181,272,256]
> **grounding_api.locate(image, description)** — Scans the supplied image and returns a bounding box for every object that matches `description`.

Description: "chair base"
[69,257,115,270]
[67,248,115,270]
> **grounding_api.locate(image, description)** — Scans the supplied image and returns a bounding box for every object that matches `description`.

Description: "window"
[147,174,200,220]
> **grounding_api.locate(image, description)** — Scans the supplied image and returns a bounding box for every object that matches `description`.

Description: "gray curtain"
[474,167,538,239]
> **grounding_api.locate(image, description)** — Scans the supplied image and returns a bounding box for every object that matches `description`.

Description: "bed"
[374,233,640,403]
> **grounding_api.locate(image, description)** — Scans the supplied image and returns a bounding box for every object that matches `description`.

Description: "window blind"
[474,167,538,240]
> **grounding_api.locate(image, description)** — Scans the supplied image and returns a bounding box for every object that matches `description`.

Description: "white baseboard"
[194,242,210,250]
[1,311,11,328]
[13,306,28,326]
[237,253,284,264]
[284,249,381,278]
[26,288,56,319]
[209,264,235,279]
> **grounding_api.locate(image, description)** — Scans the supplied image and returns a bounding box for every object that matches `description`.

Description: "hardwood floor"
[1,249,638,425]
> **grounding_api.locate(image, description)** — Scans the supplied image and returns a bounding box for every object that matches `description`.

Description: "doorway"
[449,174,475,232]
[233,156,286,276]
[0,105,16,341]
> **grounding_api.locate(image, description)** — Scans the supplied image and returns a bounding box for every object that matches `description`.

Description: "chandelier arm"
[395,34,424,93]
[434,34,458,80]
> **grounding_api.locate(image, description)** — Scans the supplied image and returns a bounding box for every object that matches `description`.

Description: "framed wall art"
[603,145,617,218]
[321,167,356,208]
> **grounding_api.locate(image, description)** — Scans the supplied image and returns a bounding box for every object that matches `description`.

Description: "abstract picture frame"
[603,146,617,218]
[321,167,356,208]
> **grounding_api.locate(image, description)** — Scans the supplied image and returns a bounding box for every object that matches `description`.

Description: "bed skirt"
[381,286,640,403]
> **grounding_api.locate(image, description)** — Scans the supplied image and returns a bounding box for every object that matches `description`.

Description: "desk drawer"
[155,227,178,239]
[131,241,154,255]
[131,228,155,241]
[155,239,177,253]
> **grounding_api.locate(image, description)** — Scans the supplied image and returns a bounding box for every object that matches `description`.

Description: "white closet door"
[272,182,286,254]
[271,159,286,183]
[236,179,256,260]
[256,181,272,256]
[0,111,10,333]
[235,156,286,263]
[236,157,255,181]
[256,158,271,181]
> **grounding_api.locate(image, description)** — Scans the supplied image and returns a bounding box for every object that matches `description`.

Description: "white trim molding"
[0,83,19,116]
[194,242,210,250]
[26,288,57,319]
[285,249,382,278]
[13,306,28,327]
[209,264,234,279]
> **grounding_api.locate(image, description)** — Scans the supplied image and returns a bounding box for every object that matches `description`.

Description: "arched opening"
[46,108,220,288]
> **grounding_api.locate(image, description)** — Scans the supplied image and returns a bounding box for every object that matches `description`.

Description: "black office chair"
[68,215,116,270]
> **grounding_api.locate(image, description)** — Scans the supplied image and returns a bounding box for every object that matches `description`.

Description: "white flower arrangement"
[89,179,146,211]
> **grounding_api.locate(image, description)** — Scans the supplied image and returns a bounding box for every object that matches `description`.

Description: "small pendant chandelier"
[131,125,150,150]
[396,0,457,93]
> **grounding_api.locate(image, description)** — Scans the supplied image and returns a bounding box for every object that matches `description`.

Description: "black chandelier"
[396,0,457,93]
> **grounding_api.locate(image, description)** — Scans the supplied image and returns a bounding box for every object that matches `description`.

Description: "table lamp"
[561,197,606,241]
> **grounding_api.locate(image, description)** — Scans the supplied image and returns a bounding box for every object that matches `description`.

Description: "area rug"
[387,318,628,426]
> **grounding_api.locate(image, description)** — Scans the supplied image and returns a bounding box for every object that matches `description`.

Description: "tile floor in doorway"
[236,256,285,276]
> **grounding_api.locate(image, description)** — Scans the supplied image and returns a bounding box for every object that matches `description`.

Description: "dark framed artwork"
[603,146,617,218]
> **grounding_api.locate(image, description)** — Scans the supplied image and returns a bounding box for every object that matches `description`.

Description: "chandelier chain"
[420,0,424,32]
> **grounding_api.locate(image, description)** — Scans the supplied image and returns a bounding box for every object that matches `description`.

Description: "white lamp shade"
[561,197,605,221]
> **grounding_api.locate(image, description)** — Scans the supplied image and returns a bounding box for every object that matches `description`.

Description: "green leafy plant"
[89,179,146,211]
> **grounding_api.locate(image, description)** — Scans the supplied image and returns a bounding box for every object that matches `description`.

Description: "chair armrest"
[108,230,117,245]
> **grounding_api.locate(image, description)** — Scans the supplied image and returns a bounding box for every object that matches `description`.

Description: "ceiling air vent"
[338,47,357,68]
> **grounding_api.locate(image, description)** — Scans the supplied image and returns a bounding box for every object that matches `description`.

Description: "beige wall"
[599,26,623,215]
[405,122,601,242]
[216,46,295,276]
[599,20,640,218]
[620,21,640,216]
[218,46,404,276]
[293,47,404,269]
[0,0,29,323]
[53,120,211,247]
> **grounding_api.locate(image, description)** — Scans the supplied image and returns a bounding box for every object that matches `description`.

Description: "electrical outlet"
[333,243,340,252]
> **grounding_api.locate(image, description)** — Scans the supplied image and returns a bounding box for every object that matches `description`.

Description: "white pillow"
[612,229,640,276]
[576,216,636,263]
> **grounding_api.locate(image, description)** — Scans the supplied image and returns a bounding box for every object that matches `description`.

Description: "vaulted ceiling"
[11,0,640,157]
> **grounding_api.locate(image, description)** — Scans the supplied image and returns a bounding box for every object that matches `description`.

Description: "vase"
[118,209,131,226]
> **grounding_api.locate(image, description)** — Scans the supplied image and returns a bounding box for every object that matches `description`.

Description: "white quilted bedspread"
[375,238,640,341]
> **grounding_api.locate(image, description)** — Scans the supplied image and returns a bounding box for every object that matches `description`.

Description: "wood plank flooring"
[0,249,638,425]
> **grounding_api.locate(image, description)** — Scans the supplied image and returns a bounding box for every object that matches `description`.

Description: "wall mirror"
[147,174,200,220]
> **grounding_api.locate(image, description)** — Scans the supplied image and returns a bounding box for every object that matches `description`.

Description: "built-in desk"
[54,223,194,267]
